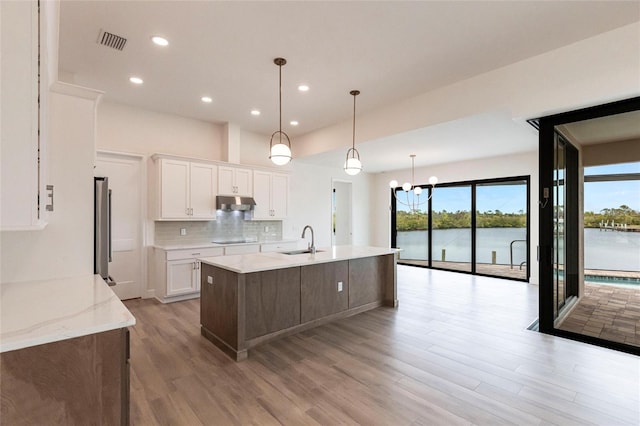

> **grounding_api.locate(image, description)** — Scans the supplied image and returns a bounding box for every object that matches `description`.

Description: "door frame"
[96,150,147,299]
[536,96,640,355]
[331,179,353,246]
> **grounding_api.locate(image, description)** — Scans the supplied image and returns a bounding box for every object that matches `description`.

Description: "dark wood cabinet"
[0,328,130,425]
[245,267,301,338]
[200,264,239,347]
[301,260,349,323]
[349,254,396,308]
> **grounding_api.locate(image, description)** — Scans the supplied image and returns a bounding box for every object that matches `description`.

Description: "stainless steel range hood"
[216,195,256,211]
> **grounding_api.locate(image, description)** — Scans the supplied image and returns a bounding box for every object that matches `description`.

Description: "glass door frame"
[537,96,640,353]
[391,175,530,282]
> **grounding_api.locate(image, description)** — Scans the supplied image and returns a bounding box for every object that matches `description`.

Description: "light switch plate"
[337,281,343,292]
[180,228,187,236]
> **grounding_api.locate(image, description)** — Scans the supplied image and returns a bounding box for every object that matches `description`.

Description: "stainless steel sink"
[281,249,324,255]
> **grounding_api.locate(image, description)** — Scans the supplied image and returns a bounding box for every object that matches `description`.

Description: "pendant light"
[389,155,438,212]
[344,90,362,175]
[269,57,292,166]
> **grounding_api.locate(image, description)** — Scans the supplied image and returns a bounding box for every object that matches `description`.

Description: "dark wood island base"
[200,253,397,361]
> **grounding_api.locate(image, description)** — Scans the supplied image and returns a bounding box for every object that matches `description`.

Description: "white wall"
[295,22,640,157]
[285,161,373,248]
[371,151,540,284]
[97,101,223,160]
[0,88,99,283]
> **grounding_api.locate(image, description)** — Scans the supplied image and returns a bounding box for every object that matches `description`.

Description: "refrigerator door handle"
[108,189,113,262]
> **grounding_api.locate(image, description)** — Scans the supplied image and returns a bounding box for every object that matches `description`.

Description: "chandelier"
[344,90,362,175]
[389,155,438,211]
[269,57,292,166]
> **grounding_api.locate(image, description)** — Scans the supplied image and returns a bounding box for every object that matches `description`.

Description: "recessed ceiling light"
[298,85,309,92]
[251,109,261,116]
[129,76,143,85]
[201,96,212,103]
[290,121,299,126]
[151,36,169,46]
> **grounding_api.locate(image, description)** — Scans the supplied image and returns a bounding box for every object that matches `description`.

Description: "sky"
[396,183,527,213]
[584,162,640,212]
[395,162,640,214]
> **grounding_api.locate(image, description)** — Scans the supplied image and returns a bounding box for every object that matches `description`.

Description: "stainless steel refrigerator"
[94,177,116,286]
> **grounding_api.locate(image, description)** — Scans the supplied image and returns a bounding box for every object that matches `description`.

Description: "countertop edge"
[199,246,398,274]
[0,275,136,354]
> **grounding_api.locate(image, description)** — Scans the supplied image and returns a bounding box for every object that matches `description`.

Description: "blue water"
[397,227,640,272]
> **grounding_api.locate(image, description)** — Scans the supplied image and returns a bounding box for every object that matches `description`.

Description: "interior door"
[95,152,144,300]
[332,181,352,245]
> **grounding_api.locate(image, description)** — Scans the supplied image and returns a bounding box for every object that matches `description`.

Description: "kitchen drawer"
[260,241,298,253]
[166,247,223,261]
[224,244,260,256]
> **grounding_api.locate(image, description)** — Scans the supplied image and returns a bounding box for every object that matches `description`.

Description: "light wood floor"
[124,266,640,425]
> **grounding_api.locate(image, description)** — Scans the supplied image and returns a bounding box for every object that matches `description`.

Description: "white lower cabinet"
[152,247,223,303]
[167,258,200,297]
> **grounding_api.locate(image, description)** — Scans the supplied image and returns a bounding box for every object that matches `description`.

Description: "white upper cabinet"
[1,1,50,230]
[218,166,252,197]
[159,159,190,219]
[154,157,217,220]
[252,171,289,219]
[189,162,218,219]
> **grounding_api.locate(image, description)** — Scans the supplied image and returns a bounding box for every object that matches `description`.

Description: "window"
[392,176,530,281]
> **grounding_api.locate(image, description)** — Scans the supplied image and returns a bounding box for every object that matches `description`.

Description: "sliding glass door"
[392,176,530,281]
[475,180,528,280]
[431,185,472,272]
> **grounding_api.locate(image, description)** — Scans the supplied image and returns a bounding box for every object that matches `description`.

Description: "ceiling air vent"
[97,30,127,51]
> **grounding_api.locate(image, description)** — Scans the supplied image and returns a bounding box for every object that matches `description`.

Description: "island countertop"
[199,245,397,273]
[0,275,136,353]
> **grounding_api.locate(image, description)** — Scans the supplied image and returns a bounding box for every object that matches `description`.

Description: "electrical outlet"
[337,281,343,292]
[207,276,213,284]
[180,228,187,236]
[264,226,269,232]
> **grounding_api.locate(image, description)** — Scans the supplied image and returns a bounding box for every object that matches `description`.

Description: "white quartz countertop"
[199,245,397,273]
[153,239,298,251]
[0,275,136,353]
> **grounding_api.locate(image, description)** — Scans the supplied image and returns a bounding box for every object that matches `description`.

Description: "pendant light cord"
[352,93,356,150]
[279,62,283,144]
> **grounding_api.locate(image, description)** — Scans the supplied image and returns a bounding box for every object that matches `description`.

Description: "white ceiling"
[560,110,640,146]
[298,110,539,173]
[58,1,639,168]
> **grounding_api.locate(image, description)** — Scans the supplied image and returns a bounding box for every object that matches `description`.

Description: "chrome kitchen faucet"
[301,225,316,254]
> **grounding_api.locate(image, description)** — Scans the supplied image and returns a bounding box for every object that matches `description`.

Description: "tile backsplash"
[154,211,282,245]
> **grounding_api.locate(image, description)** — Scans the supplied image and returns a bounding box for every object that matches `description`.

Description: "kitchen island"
[198,246,397,361]
[0,275,135,424]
